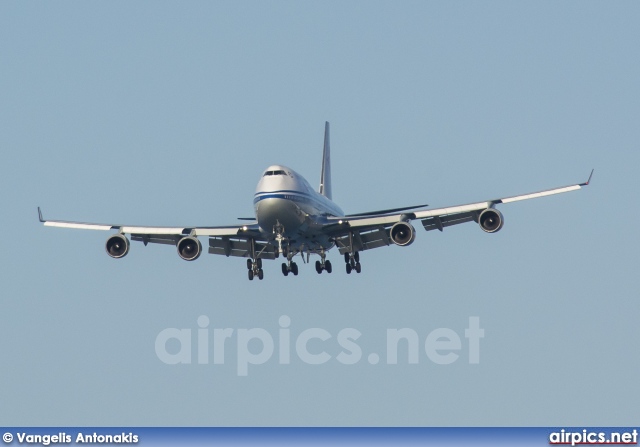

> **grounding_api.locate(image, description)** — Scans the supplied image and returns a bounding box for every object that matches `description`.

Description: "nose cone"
[255,165,307,234]
[256,198,305,234]
[256,165,297,192]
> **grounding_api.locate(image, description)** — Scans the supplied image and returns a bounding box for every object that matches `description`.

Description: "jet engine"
[479,208,504,233]
[177,236,202,261]
[390,221,416,246]
[105,234,130,259]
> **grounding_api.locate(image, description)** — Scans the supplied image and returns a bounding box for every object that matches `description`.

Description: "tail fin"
[319,121,332,200]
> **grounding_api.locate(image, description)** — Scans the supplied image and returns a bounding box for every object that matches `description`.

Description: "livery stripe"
[254,191,343,216]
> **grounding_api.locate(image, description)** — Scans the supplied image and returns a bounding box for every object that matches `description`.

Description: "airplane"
[38,122,593,280]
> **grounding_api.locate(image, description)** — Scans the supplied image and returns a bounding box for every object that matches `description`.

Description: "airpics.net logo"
[155,316,484,376]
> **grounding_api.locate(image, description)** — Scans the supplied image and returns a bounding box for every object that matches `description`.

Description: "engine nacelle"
[177,236,202,261]
[390,221,416,246]
[479,208,504,233]
[105,234,130,259]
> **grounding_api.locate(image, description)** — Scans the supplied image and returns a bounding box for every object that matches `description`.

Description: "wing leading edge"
[37,207,259,237]
[325,171,593,253]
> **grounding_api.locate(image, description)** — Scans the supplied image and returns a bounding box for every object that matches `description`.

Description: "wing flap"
[421,212,478,232]
[335,227,391,254]
[208,237,276,259]
[195,227,253,237]
[131,234,180,246]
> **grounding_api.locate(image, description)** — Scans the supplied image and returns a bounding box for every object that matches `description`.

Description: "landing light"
[242,226,248,231]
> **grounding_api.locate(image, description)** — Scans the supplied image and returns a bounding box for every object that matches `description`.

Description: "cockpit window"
[263,170,286,176]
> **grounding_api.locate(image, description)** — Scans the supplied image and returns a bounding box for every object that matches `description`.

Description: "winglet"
[582,169,594,186]
[38,207,45,222]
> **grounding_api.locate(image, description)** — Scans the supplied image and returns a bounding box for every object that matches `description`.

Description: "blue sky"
[1,1,639,426]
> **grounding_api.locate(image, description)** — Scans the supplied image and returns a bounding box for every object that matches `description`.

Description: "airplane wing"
[37,208,278,259]
[326,171,593,254]
[37,207,257,237]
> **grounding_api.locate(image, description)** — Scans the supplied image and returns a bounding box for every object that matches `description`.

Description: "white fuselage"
[254,165,344,251]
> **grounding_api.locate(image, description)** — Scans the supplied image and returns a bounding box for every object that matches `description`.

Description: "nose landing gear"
[273,222,287,257]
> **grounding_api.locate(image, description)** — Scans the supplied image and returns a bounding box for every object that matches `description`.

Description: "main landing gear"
[281,248,298,277]
[315,249,332,274]
[345,251,362,274]
[247,258,264,281]
[281,259,298,276]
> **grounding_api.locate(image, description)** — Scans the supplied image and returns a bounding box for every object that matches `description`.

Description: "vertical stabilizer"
[319,121,332,200]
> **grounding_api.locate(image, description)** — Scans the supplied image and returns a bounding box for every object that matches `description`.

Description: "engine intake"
[177,236,202,261]
[105,234,130,259]
[479,208,504,233]
[390,221,416,246]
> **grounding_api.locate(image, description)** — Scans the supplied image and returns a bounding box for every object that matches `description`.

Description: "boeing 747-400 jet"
[39,122,592,280]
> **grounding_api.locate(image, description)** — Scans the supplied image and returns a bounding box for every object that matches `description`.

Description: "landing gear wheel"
[247,259,253,270]
[256,258,263,269]
[325,260,332,273]
[315,260,322,274]
[344,253,350,263]
[354,252,360,262]
[346,263,352,274]
[291,262,299,276]
[258,269,264,280]
[248,269,254,280]
[355,262,361,274]
[281,263,289,276]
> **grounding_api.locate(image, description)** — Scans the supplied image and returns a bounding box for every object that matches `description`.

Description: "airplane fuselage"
[254,165,344,251]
